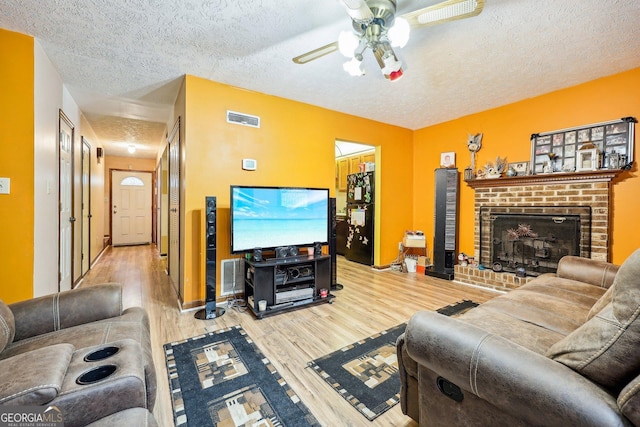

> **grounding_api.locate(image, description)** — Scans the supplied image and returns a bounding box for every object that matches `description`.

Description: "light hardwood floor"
[80,245,499,427]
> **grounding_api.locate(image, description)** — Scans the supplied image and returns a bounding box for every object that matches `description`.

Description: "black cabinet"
[244,255,333,319]
[427,168,459,280]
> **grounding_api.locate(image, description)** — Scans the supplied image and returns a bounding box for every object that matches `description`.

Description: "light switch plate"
[0,177,10,194]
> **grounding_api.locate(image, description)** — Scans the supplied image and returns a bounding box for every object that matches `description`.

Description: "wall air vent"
[220,258,244,296]
[227,110,260,128]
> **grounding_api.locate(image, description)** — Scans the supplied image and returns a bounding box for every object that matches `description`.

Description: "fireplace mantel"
[465,169,624,189]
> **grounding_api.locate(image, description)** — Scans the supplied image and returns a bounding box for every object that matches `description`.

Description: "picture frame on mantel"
[530,117,636,174]
[508,161,529,176]
[576,148,599,172]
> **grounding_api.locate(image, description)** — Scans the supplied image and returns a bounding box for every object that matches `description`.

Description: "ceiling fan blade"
[292,42,339,64]
[339,0,374,24]
[401,0,485,28]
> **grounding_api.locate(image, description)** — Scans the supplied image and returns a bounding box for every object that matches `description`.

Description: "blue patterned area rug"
[164,325,320,426]
[308,323,407,421]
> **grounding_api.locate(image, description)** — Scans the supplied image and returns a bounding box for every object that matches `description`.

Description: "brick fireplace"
[454,170,623,291]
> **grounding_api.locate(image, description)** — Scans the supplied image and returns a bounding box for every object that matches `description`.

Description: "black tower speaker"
[329,197,343,291]
[426,168,459,280]
[195,196,226,320]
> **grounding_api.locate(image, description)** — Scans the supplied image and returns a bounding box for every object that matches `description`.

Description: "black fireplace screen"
[479,207,591,277]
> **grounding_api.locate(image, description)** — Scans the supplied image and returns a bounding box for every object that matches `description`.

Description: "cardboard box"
[403,236,426,248]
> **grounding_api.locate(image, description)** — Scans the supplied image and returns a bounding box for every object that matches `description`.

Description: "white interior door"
[112,171,152,246]
[81,139,91,275]
[59,111,74,292]
[159,148,169,256]
[168,119,181,298]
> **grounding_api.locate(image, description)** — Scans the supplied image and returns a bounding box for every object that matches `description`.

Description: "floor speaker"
[426,168,459,280]
[195,196,226,320]
[329,197,343,291]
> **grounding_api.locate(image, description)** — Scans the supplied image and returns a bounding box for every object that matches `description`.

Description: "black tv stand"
[244,254,334,319]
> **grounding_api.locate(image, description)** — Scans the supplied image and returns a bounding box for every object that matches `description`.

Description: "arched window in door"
[120,176,144,186]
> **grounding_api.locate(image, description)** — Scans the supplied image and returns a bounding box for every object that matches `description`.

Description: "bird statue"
[467,133,483,172]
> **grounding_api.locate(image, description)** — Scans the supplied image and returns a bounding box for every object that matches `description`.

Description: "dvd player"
[275,287,314,304]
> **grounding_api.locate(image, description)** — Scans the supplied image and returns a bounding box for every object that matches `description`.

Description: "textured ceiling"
[2,0,640,158]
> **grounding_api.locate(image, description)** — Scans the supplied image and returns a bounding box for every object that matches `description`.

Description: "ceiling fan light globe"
[338,31,359,58]
[388,17,410,48]
[343,58,365,76]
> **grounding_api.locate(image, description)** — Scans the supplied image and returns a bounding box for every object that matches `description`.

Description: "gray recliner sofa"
[397,249,640,426]
[0,284,157,426]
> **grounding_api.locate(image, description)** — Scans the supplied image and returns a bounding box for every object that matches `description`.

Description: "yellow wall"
[413,67,640,265]
[0,29,34,303]
[181,75,413,304]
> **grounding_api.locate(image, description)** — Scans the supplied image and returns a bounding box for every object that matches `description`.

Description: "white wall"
[33,40,63,297]
[34,40,105,296]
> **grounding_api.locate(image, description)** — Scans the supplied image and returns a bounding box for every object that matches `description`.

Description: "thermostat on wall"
[242,158,257,171]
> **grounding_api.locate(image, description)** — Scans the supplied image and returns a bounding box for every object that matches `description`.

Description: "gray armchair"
[0,284,157,427]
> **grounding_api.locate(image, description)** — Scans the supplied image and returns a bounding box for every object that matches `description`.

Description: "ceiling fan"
[293,0,485,81]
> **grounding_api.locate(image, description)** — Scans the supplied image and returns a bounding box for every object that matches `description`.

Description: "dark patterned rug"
[164,325,320,426]
[307,301,480,421]
[308,323,406,421]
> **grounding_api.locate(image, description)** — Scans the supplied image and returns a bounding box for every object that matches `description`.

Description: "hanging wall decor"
[530,117,636,174]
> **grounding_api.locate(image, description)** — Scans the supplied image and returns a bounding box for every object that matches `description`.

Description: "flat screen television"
[230,185,330,254]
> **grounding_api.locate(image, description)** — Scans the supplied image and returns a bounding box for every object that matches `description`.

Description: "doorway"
[111,170,153,246]
[335,140,376,214]
[157,148,169,256]
[334,140,378,265]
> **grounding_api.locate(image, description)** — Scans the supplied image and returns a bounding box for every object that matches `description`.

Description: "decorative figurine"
[458,252,469,267]
[467,133,483,173]
[483,156,507,178]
